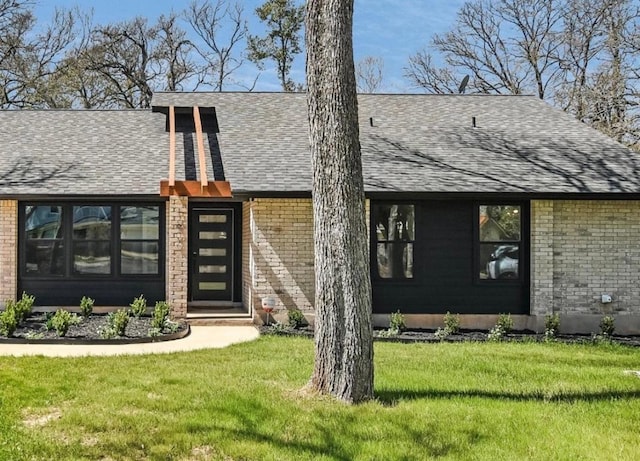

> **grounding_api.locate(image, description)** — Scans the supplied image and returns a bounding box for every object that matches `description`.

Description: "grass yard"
[1,337,639,460]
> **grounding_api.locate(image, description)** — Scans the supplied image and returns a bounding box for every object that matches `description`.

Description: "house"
[1,92,640,335]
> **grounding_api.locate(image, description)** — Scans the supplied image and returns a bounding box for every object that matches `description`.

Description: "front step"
[186,317,256,327]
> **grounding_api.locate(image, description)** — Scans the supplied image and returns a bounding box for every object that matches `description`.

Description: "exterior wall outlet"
[601,294,613,304]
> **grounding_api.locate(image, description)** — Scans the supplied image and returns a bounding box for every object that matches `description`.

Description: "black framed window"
[20,202,164,280]
[373,204,415,279]
[478,205,521,280]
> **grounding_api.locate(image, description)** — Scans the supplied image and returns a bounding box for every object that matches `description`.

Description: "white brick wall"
[243,199,315,322]
[530,200,554,317]
[532,200,640,319]
[0,200,17,304]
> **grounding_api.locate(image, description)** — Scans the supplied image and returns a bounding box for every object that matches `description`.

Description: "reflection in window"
[73,242,111,275]
[121,242,158,275]
[374,204,415,279]
[120,206,159,239]
[22,203,162,279]
[73,206,111,239]
[120,206,160,275]
[479,205,521,280]
[25,241,65,275]
[25,206,63,239]
[24,206,64,275]
[72,206,111,275]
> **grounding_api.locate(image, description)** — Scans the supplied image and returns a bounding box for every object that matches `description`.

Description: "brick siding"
[531,200,640,318]
[243,199,315,322]
[166,196,188,318]
[0,200,17,305]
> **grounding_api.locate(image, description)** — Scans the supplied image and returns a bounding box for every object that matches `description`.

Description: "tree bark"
[305,0,374,403]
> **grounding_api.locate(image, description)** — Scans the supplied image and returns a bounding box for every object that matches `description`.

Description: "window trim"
[19,201,165,281]
[474,202,528,284]
[370,201,418,283]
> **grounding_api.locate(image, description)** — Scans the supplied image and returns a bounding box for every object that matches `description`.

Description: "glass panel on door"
[190,208,234,301]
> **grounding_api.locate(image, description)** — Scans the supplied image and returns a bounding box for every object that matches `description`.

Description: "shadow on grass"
[376,388,640,406]
[175,396,481,460]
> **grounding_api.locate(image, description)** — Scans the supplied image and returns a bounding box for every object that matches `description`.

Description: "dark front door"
[190,207,235,301]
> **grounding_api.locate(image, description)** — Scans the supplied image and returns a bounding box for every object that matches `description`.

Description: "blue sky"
[33,0,466,92]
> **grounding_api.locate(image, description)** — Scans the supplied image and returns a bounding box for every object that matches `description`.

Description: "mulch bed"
[1,313,189,344]
[261,325,640,347]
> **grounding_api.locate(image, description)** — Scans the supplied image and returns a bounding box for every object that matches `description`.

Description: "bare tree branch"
[186,0,248,91]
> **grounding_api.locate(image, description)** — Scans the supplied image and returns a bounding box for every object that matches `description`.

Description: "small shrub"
[100,326,116,340]
[434,312,461,341]
[148,327,162,338]
[497,313,514,334]
[287,308,306,328]
[378,328,398,338]
[389,310,406,333]
[152,301,170,330]
[487,325,505,342]
[443,311,460,334]
[79,296,94,318]
[129,295,147,318]
[51,310,80,337]
[544,313,560,340]
[600,315,615,337]
[24,331,44,340]
[15,292,35,321]
[44,312,55,331]
[102,309,130,338]
[379,310,406,338]
[112,309,130,336]
[434,327,449,341]
[267,321,292,335]
[591,333,613,345]
[0,307,18,337]
[164,320,181,334]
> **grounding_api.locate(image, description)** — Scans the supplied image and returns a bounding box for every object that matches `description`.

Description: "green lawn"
[1,337,639,460]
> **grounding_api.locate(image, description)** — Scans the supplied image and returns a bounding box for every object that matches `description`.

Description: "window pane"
[479,205,521,241]
[73,206,111,240]
[121,242,159,274]
[25,206,63,239]
[377,243,413,279]
[121,206,159,240]
[199,248,226,257]
[73,242,111,274]
[199,214,227,223]
[25,241,65,275]
[375,205,415,241]
[199,282,226,291]
[480,244,519,280]
[200,231,227,240]
[199,265,227,274]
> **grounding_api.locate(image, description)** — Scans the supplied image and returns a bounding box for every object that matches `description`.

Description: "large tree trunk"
[305,0,374,403]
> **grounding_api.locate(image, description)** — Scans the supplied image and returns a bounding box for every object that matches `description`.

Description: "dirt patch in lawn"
[22,408,62,428]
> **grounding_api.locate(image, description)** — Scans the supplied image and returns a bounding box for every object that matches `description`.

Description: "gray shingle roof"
[1,92,638,197]
[0,109,217,196]
[154,92,640,195]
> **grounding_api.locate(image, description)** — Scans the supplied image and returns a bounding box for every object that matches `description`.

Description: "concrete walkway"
[0,326,260,357]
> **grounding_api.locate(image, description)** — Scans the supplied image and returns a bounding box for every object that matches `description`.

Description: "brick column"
[530,200,554,319]
[0,200,17,306]
[166,196,188,318]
